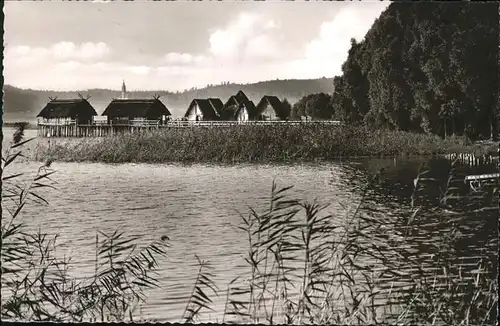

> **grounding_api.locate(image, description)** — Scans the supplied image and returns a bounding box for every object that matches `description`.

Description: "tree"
[281,98,292,120]
[330,2,499,139]
[292,93,334,120]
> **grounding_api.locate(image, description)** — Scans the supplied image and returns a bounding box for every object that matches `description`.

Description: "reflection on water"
[344,158,498,324]
[1,127,498,323]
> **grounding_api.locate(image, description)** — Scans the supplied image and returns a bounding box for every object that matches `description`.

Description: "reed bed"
[2,124,498,324]
[33,125,495,164]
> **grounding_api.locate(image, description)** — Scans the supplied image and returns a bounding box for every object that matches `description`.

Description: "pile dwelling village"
[36,81,339,137]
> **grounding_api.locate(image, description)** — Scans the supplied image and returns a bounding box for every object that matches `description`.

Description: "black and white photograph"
[1,0,499,324]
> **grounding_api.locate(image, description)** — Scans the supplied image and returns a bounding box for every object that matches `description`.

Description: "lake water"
[1,127,498,323]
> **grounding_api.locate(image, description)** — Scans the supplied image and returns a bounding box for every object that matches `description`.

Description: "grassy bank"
[34,125,498,164]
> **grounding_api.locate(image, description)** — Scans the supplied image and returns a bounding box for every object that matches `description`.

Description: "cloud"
[4,41,118,89]
[53,41,111,60]
[158,5,389,85]
[5,41,111,67]
[54,60,84,71]
[289,3,390,79]
[3,4,390,91]
[208,12,281,61]
[5,61,159,91]
[305,7,378,61]
[6,46,50,67]
[245,34,280,60]
[4,41,154,90]
[127,65,152,75]
[164,52,194,64]
[164,52,207,65]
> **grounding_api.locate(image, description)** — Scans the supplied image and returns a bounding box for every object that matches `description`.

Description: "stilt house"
[36,95,97,125]
[255,96,289,121]
[220,90,257,121]
[184,98,224,121]
[102,95,171,125]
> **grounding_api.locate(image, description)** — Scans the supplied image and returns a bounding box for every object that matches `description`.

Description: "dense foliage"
[329,2,499,139]
[281,98,293,119]
[291,93,335,120]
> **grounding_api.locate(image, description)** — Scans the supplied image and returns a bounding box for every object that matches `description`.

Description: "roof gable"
[235,90,250,103]
[221,96,257,120]
[224,96,239,107]
[185,99,219,119]
[256,96,288,119]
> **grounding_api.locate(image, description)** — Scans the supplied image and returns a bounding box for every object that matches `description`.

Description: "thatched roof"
[184,99,220,120]
[37,99,97,118]
[220,91,257,120]
[102,98,171,118]
[208,98,224,115]
[256,96,288,119]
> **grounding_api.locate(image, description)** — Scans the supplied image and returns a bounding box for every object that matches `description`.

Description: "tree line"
[292,2,499,139]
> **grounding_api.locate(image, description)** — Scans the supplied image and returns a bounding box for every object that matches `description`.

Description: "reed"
[342,159,498,325]
[181,255,219,323]
[220,158,497,324]
[1,125,170,322]
[34,125,495,164]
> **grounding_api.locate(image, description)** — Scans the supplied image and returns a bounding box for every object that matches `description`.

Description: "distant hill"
[2,78,334,122]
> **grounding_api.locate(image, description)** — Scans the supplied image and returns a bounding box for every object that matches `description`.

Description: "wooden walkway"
[37,120,342,138]
[465,173,500,182]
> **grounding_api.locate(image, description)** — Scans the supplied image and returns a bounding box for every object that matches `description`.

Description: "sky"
[4,1,390,92]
